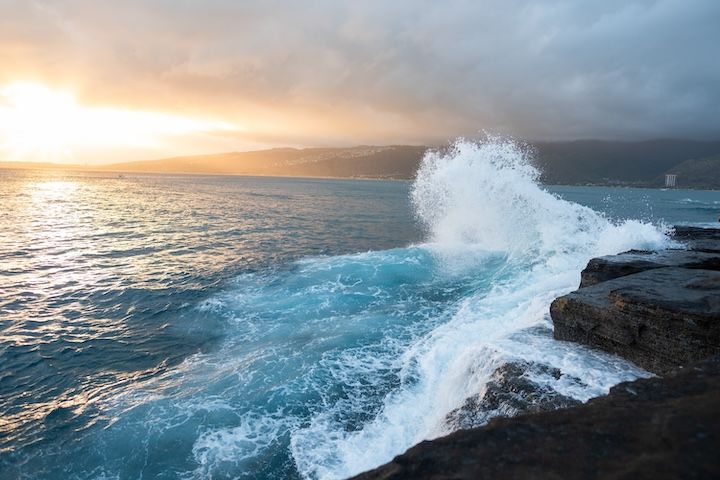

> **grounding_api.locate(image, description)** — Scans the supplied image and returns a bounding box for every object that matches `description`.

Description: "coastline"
[3,159,718,476]
[352,225,720,479]
[2,163,720,191]
[2,165,720,192]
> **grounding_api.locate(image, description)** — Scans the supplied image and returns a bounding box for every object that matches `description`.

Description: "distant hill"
[3,139,720,188]
[534,139,720,186]
[104,139,720,187]
[101,146,428,179]
[665,154,720,190]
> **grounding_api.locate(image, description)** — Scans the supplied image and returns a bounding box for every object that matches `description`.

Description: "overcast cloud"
[1,0,719,150]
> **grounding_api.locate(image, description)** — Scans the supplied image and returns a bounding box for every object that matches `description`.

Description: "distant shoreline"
[0,139,720,190]
[3,139,720,189]
[0,163,414,183]
[2,162,718,191]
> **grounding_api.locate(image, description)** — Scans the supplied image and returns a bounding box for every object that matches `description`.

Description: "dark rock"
[578,227,720,288]
[672,226,720,240]
[580,249,720,287]
[353,227,720,480]
[351,356,720,480]
[552,268,720,374]
[445,361,581,430]
[672,226,720,253]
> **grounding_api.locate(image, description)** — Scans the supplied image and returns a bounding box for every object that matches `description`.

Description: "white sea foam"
[99,138,672,480]
[290,138,670,479]
[8,145,701,480]
[411,137,667,258]
[191,412,295,478]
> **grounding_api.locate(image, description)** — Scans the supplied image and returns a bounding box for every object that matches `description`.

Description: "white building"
[665,174,677,187]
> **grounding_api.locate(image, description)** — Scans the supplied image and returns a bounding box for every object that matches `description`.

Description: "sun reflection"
[22,178,94,290]
[30,180,79,201]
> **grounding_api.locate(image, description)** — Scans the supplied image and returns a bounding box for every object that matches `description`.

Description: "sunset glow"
[1,2,719,478]
[0,82,238,162]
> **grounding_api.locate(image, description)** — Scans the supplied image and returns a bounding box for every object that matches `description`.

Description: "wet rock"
[580,249,720,287]
[552,267,720,374]
[354,227,720,480]
[554,227,720,374]
[445,361,581,430]
[578,226,720,288]
[672,225,720,253]
[352,356,720,480]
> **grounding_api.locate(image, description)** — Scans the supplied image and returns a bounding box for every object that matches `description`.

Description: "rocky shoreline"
[352,226,720,480]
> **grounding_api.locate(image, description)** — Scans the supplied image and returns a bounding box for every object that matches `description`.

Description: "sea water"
[1,140,718,479]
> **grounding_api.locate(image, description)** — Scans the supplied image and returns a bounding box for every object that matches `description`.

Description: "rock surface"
[672,225,720,253]
[351,227,720,480]
[352,356,720,480]
[445,361,581,430]
[580,249,720,287]
[552,267,720,374]
[553,227,720,374]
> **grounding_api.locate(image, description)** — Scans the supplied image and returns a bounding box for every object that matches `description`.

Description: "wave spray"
[291,138,670,478]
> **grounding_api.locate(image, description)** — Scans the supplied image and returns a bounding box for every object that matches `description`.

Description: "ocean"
[1,140,718,479]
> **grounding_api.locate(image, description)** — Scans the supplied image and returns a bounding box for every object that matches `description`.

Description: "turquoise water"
[0,141,718,479]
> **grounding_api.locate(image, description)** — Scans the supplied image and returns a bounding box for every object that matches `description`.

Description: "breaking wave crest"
[44,138,672,480]
[412,137,667,258]
[287,138,670,478]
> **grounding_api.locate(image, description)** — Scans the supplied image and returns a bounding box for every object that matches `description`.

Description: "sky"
[1,0,719,164]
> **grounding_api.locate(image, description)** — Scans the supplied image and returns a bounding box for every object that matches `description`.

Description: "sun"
[0,81,237,162]
[0,83,78,161]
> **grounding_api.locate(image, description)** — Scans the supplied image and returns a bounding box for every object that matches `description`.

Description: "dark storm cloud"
[1,0,719,144]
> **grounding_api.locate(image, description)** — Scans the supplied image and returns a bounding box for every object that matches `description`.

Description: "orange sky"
[1,1,719,164]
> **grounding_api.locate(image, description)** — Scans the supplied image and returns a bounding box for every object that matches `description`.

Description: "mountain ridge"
[2,139,720,188]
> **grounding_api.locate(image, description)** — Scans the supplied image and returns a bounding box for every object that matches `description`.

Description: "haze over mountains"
[3,139,720,189]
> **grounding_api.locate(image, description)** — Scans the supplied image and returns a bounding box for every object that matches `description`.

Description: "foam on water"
[287,138,670,478]
[94,139,669,480]
[4,139,674,479]
[108,139,668,480]
[143,138,669,480]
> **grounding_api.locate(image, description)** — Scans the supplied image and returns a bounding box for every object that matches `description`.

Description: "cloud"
[1,0,719,154]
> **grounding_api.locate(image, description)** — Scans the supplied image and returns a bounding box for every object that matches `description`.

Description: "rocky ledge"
[552,226,720,374]
[354,356,720,480]
[352,226,720,479]
[444,360,581,430]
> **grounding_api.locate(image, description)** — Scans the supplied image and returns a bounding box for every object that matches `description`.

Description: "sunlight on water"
[0,156,717,479]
